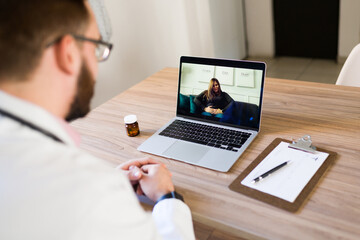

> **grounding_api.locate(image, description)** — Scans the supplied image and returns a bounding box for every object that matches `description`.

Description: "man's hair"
[0,0,89,81]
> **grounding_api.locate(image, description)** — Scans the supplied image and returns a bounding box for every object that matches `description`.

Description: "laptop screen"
[177,56,266,131]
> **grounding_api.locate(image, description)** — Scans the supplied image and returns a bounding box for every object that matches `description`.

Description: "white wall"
[244,0,275,57]
[92,0,247,108]
[207,0,247,60]
[338,0,360,59]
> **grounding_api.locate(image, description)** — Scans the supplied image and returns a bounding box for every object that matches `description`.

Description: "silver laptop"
[138,56,266,172]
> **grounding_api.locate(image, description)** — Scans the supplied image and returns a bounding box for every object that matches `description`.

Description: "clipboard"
[229,137,337,212]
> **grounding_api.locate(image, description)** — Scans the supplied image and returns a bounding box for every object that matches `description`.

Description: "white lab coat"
[0,91,195,240]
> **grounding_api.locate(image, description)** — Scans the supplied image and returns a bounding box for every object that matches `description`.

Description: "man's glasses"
[46,34,113,62]
[72,35,113,62]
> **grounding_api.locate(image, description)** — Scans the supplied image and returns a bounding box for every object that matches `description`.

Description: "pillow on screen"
[189,95,198,113]
[220,101,259,128]
[179,93,190,112]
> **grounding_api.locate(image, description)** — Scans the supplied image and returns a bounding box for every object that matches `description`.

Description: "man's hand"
[118,157,159,171]
[139,164,175,202]
[117,157,159,195]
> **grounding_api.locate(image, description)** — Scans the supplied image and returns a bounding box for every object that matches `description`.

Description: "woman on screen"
[194,78,234,118]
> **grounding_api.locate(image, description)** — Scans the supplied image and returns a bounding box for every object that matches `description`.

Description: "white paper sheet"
[241,142,329,203]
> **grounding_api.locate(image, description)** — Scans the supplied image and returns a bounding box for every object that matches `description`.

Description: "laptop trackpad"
[163,141,209,163]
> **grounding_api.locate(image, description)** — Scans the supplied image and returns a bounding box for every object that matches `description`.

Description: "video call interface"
[177,62,264,129]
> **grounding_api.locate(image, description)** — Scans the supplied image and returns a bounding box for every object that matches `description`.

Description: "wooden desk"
[72,68,360,239]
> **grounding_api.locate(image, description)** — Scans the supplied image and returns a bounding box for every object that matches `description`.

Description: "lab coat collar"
[0,90,79,146]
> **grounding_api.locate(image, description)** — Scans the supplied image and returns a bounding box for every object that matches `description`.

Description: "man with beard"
[0,1,195,239]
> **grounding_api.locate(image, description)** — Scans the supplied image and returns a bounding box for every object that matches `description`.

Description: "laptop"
[138,56,266,172]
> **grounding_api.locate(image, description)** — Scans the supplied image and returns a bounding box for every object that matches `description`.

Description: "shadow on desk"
[139,129,157,137]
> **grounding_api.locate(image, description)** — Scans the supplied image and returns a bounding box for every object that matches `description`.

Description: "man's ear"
[54,35,81,75]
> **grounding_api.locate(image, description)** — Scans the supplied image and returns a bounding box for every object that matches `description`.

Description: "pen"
[252,161,290,183]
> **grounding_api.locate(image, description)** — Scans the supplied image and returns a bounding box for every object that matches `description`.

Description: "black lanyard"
[0,108,64,144]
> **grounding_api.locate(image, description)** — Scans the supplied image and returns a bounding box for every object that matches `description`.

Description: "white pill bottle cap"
[124,115,137,124]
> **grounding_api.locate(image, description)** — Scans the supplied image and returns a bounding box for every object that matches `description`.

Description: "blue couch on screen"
[178,93,259,128]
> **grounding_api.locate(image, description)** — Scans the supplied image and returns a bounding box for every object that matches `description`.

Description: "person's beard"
[65,61,95,122]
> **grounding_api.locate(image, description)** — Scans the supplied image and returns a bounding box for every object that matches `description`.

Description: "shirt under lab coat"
[0,91,195,240]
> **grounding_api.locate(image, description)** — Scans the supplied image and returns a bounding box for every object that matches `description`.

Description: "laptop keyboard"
[159,120,251,152]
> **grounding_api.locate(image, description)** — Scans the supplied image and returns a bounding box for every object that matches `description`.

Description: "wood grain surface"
[71,68,360,240]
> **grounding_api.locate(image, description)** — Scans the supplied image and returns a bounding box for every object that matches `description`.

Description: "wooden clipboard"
[229,138,337,212]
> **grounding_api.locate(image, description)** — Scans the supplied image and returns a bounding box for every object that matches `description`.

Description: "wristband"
[155,191,184,204]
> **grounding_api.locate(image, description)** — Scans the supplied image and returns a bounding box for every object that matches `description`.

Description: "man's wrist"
[155,191,184,204]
